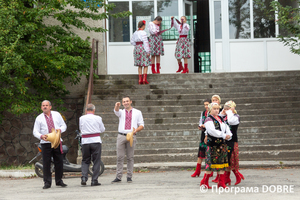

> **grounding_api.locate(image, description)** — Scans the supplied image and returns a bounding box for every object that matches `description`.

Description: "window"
[108,1,130,42]
[157,0,179,40]
[214,1,222,39]
[132,1,154,33]
[228,0,251,39]
[253,0,275,38]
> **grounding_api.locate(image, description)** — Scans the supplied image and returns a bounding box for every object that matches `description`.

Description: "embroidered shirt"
[148,22,160,35]
[172,19,190,35]
[114,108,144,134]
[204,116,232,140]
[130,30,150,53]
[79,114,105,144]
[33,111,67,144]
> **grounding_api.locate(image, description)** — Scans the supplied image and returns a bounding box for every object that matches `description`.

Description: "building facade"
[103,0,299,75]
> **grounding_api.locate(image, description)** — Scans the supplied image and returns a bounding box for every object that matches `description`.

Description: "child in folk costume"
[148,16,164,74]
[171,16,191,74]
[131,20,151,85]
[220,101,244,185]
[191,99,213,178]
[200,102,232,189]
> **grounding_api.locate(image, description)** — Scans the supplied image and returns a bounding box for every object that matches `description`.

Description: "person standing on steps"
[33,100,67,189]
[191,99,213,178]
[111,96,144,184]
[131,20,151,85]
[79,103,105,186]
[219,100,244,186]
[171,16,191,73]
[200,102,232,189]
[148,16,164,74]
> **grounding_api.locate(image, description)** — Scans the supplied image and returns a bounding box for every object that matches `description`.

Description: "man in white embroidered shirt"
[111,96,144,184]
[33,100,67,189]
[79,104,105,186]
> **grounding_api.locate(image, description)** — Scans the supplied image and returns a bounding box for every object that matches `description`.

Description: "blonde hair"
[208,102,220,112]
[224,100,237,114]
[211,95,221,104]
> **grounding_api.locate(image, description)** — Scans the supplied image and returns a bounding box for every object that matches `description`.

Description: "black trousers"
[81,143,102,182]
[41,143,63,186]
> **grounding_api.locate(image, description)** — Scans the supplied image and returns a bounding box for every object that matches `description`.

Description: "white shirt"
[33,111,67,144]
[148,22,160,35]
[130,30,150,53]
[173,19,190,35]
[114,108,144,134]
[79,114,105,144]
[219,110,240,125]
[204,117,232,140]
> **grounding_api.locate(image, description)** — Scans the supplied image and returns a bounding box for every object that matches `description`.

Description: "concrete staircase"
[90,71,300,165]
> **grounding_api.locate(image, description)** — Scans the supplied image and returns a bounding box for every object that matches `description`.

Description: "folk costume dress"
[198,110,209,159]
[204,115,232,172]
[172,19,191,59]
[130,29,151,67]
[148,22,164,56]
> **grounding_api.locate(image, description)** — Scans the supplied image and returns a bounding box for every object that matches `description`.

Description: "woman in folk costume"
[148,16,164,74]
[200,102,232,189]
[220,100,244,185]
[191,99,213,178]
[171,16,191,73]
[131,20,151,85]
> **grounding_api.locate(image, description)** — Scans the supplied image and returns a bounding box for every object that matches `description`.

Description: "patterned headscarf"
[211,95,221,104]
[224,100,237,114]
[208,102,220,112]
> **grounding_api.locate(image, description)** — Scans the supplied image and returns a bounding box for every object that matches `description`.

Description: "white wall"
[107,41,184,74]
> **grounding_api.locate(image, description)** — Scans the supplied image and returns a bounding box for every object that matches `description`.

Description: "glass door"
[183,1,194,72]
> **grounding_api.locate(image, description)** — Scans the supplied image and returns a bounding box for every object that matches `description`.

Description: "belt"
[82,133,100,138]
[119,133,127,136]
[136,42,143,45]
[179,35,187,38]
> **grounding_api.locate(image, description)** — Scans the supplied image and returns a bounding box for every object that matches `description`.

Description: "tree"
[0,0,131,121]
[256,0,299,54]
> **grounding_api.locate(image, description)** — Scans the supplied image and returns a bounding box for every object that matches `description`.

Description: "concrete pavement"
[0,168,299,200]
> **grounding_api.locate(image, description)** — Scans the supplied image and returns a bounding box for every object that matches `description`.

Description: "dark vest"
[222,115,239,143]
[206,115,225,146]
[200,110,208,142]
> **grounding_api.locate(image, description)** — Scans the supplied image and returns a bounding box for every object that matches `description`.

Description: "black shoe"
[111,178,121,184]
[81,177,87,186]
[127,177,132,183]
[43,184,51,189]
[91,180,101,186]
[56,181,67,187]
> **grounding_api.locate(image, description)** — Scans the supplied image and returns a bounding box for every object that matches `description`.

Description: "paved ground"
[0,167,299,200]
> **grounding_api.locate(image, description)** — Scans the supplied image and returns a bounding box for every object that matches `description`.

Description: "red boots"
[181,63,189,73]
[224,171,231,185]
[218,174,228,189]
[191,163,201,177]
[138,75,143,85]
[232,170,244,185]
[176,62,183,73]
[151,64,156,74]
[200,173,212,189]
[139,74,149,85]
[156,63,160,74]
[143,74,149,84]
[212,174,219,183]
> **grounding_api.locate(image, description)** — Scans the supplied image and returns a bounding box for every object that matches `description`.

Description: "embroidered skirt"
[175,37,191,59]
[198,142,207,159]
[133,44,151,67]
[228,142,240,171]
[205,137,229,172]
[149,35,164,56]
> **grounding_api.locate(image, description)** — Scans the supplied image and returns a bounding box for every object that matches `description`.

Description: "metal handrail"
[85,38,99,112]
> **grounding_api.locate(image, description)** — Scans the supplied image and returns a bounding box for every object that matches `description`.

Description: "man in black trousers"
[33,100,67,189]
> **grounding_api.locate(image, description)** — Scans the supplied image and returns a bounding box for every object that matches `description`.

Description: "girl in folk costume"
[171,16,191,73]
[131,20,151,85]
[200,102,232,189]
[191,99,213,178]
[220,101,244,185]
[148,16,164,74]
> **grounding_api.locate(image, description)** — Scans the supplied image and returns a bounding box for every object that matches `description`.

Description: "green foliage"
[255,0,300,55]
[0,0,131,120]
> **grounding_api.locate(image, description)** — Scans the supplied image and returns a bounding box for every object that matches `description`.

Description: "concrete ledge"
[1,161,300,178]
[0,170,36,178]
